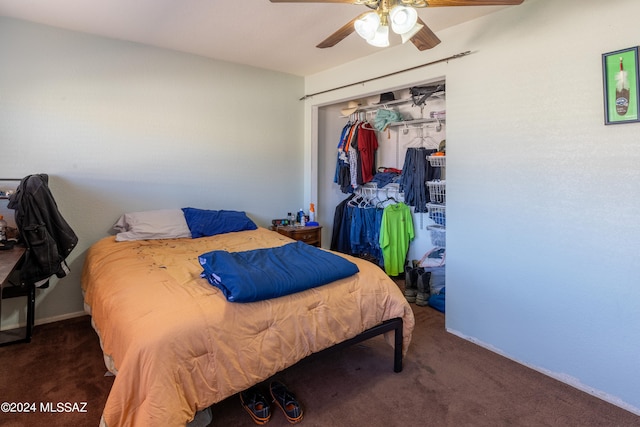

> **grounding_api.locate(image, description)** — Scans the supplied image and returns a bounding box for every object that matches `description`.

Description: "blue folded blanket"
[198,241,360,302]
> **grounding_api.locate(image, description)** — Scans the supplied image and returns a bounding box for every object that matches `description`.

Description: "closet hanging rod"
[299,51,471,101]
[400,123,442,134]
[388,118,443,128]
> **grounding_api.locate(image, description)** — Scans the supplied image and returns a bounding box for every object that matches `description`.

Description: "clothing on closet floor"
[379,202,414,276]
[399,147,440,213]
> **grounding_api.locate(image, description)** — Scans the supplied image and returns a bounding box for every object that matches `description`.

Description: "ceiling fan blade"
[424,0,524,6]
[270,0,358,3]
[316,16,360,48]
[410,18,441,51]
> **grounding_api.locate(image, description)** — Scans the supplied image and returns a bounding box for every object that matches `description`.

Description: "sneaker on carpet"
[240,386,272,425]
[269,381,303,424]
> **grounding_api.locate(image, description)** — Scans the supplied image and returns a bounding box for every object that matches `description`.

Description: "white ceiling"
[0,0,512,76]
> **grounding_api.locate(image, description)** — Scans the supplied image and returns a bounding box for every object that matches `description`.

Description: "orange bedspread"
[81,227,414,427]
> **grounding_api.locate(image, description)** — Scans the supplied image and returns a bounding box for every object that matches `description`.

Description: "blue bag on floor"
[428,287,445,313]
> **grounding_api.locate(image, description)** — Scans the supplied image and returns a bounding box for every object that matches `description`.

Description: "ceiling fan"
[270,0,525,51]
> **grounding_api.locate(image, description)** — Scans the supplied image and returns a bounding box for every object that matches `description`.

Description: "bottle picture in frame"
[602,47,640,125]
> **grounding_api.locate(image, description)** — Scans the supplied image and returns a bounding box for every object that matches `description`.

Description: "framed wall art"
[602,47,640,125]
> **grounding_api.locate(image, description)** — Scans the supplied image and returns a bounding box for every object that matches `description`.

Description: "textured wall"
[0,17,304,327]
[305,0,640,415]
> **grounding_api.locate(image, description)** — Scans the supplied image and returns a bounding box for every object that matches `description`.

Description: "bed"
[82,215,415,427]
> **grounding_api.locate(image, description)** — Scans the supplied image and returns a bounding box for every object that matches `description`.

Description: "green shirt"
[379,203,414,276]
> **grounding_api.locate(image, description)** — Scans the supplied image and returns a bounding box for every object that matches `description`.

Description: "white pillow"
[114,209,192,242]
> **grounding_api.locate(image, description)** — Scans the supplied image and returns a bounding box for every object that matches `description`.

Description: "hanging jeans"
[399,148,439,213]
[350,206,379,259]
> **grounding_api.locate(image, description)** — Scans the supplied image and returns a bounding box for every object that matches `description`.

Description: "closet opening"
[315,79,446,311]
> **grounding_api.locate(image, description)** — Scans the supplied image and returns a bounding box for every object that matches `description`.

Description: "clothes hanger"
[376,187,399,209]
[361,120,376,130]
[404,127,427,148]
[422,134,440,149]
[403,125,441,150]
[368,191,382,208]
[348,194,363,207]
[361,186,379,208]
[358,193,369,208]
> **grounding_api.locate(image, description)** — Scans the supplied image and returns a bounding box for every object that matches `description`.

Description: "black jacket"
[8,174,78,287]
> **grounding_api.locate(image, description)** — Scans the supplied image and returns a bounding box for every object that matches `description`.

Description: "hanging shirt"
[357,123,379,184]
[335,122,356,192]
[334,122,352,184]
[330,194,355,253]
[379,202,414,276]
[335,121,362,193]
[348,141,359,189]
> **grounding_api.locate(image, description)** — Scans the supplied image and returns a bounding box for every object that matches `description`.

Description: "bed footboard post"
[393,318,403,373]
[314,317,405,373]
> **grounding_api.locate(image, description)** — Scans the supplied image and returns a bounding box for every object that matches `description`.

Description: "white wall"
[305,0,640,415]
[0,18,304,327]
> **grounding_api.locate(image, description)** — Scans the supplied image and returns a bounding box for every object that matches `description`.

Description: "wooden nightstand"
[272,225,322,247]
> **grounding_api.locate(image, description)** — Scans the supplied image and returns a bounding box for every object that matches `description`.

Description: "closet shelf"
[358,91,446,112]
[387,118,445,128]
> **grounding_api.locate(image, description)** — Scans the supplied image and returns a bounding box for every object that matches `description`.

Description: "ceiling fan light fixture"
[400,23,424,44]
[389,5,418,35]
[366,25,390,47]
[354,12,381,41]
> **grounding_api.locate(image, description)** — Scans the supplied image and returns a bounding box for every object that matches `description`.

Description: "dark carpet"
[1,297,639,427]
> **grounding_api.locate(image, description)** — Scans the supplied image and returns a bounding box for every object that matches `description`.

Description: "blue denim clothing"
[334,123,352,184]
[374,208,384,266]
[399,148,440,213]
[330,196,387,267]
[331,197,354,254]
[350,206,377,256]
[370,171,400,189]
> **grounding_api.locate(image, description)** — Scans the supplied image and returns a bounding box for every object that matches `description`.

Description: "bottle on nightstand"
[309,203,315,222]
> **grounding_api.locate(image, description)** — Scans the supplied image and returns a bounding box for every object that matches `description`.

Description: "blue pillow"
[182,208,257,238]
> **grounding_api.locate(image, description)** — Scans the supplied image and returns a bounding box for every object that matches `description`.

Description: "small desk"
[0,246,34,346]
